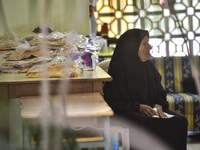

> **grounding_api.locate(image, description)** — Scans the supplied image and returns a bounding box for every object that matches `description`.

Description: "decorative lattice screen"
[94,0,200,57]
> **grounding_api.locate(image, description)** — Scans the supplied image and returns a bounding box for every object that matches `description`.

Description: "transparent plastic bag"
[64,30,88,51]
[86,34,104,51]
[26,56,78,78]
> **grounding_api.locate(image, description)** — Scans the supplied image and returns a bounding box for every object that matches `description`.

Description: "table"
[0,66,112,149]
[21,92,113,149]
[21,92,113,118]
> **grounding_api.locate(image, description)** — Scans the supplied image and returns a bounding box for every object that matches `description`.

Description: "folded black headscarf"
[103,29,169,113]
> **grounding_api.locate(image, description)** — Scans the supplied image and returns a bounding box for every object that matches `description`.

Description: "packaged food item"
[0,29,105,76]
[0,57,52,73]
[28,32,67,49]
[0,34,18,50]
[2,57,52,67]
[26,57,78,78]
[6,46,43,61]
[0,66,30,73]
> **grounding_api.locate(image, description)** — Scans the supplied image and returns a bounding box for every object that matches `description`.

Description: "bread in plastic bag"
[26,58,78,78]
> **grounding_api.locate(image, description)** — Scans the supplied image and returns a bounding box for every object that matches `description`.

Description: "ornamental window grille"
[94,0,200,57]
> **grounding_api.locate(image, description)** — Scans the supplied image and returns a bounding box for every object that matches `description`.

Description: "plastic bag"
[26,56,78,78]
[86,34,104,51]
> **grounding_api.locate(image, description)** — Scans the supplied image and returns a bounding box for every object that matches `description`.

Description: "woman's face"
[138,35,152,62]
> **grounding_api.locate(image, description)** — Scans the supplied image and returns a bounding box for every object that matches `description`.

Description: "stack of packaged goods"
[0,28,104,77]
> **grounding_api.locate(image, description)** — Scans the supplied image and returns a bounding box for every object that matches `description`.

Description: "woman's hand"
[154,104,168,118]
[140,104,159,117]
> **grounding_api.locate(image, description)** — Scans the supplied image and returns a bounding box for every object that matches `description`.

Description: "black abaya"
[103,29,188,150]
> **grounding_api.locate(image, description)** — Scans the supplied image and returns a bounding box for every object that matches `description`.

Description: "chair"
[98,59,130,150]
[97,59,111,73]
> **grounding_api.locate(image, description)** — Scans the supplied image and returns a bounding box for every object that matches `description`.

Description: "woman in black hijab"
[103,29,188,150]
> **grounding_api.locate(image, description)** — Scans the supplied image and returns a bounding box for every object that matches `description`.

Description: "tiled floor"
[187,132,200,150]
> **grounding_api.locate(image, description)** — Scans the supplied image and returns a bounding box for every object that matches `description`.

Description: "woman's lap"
[110,109,188,150]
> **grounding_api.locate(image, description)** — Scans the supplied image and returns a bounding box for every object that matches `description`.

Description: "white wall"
[0,0,90,38]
